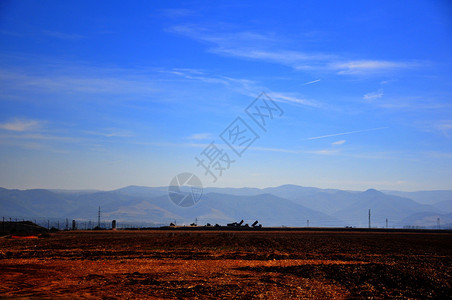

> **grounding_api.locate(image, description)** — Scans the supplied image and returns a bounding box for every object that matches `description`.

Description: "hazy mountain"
[50,189,101,195]
[0,187,73,218]
[383,190,452,205]
[432,199,452,213]
[262,184,334,199]
[113,185,168,198]
[202,185,358,215]
[203,187,264,196]
[332,189,439,227]
[0,185,448,228]
[98,192,342,227]
[64,191,145,219]
[0,187,340,227]
[272,189,361,215]
[398,212,452,229]
[198,193,342,227]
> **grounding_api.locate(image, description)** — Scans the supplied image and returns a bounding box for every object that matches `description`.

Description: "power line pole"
[386,218,388,229]
[98,206,101,228]
[368,209,371,229]
[307,219,309,227]
[437,217,440,229]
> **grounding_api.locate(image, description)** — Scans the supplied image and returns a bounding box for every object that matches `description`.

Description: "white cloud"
[305,149,339,155]
[0,63,159,97]
[0,139,69,153]
[165,68,321,108]
[84,129,133,138]
[42,30,84,40]
[0,119,44,132]
[333,60,418,75]
[187,133,213,140]
[332,140,346,146]
[308,127,388,140]
[0,133,80,142]
[436,121,452,130]
[435,120,452,137]
[303,79,321,85]
[424,151,452,159]
[169,26,420,75]
[159,8,197,18]
[363,89,384,101]
[270,92,320,107]
[212,48,333,69]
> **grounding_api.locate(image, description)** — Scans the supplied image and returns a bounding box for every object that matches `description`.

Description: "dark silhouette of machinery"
[252,220,262,228]
[227,220,244,227]
[225,220,262,228]
[167,219,262,229]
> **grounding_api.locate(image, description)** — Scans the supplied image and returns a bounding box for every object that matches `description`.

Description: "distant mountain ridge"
[1,185,451,228]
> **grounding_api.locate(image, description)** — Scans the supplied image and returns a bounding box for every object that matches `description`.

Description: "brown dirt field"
[0,230,451,299]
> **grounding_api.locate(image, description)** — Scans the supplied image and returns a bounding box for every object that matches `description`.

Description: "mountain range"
[1,185,452,229]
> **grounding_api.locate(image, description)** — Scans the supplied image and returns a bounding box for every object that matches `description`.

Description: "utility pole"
[368,209,371,229]
[307,220,309,227]
[437,217,440,229]
[386,218,388,229]
[98,206,101,228]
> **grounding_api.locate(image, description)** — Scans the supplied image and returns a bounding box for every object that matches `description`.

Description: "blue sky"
[0,0,451,191]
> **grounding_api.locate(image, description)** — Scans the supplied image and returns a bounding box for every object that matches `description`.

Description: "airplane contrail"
[308,127,388,140]
[303,79,321,85]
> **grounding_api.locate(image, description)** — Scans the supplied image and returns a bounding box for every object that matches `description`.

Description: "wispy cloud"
[42,30,84,40]
[84,129,133,138]
[159,8,197,18]
[303,79,321,85]
[0,118,44,132]
[375,95,452,111]
[0,67,159,96]
[269,92,320,107]
[435,120,452,137]
[169,25,420,75]
[0,30,22,37]
[165,68,321,108]
[0,139,69,153]
[333,60,419,75]
[305,149,339,155]
[424,151,452,159]
[308,127,388,140]
[0,133,80,143]
[332,140,346,146]
[363,89,384,101]
[187,133,213,140]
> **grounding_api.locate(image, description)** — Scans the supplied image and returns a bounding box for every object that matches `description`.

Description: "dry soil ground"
[0,230,451,299]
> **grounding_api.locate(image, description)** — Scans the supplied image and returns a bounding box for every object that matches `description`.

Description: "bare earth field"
[0,230,451,299]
